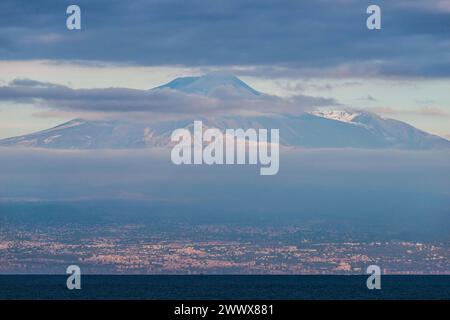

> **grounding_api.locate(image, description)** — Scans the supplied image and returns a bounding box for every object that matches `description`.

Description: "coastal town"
[1,222,448,275]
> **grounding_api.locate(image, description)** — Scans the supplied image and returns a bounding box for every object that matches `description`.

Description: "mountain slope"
[1,112,449,150]
[0,74,449,150]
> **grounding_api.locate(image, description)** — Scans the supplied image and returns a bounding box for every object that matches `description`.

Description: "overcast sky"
[0,0,449,138]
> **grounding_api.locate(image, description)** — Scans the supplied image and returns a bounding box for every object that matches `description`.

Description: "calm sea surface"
[0,275,448,300]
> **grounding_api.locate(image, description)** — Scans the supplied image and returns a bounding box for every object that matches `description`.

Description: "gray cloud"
[8,78,66,88]
[0,0,449,78]
[396,0,450,13]
[356,94,377,102]
[372,106,450,117]
[0,78,338,117]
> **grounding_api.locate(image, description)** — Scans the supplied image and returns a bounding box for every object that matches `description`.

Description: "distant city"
[1,219,448,275]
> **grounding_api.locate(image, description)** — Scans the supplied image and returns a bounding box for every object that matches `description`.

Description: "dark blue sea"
[0,275,448,300]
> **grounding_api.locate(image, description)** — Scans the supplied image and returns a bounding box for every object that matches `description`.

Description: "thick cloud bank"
[0,79,337,117]
[0,148,449,236]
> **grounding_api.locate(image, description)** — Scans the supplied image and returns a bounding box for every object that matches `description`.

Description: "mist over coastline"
[1,147,449,241]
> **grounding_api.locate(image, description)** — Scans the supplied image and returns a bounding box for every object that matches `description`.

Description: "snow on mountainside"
[311,110,361,124]
[0,74,449,150]
[308,109,450,149]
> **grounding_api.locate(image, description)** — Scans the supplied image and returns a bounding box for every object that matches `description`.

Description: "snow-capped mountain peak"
[1,75,449,150]
[154,73,261,96]
[310,110,361,124]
